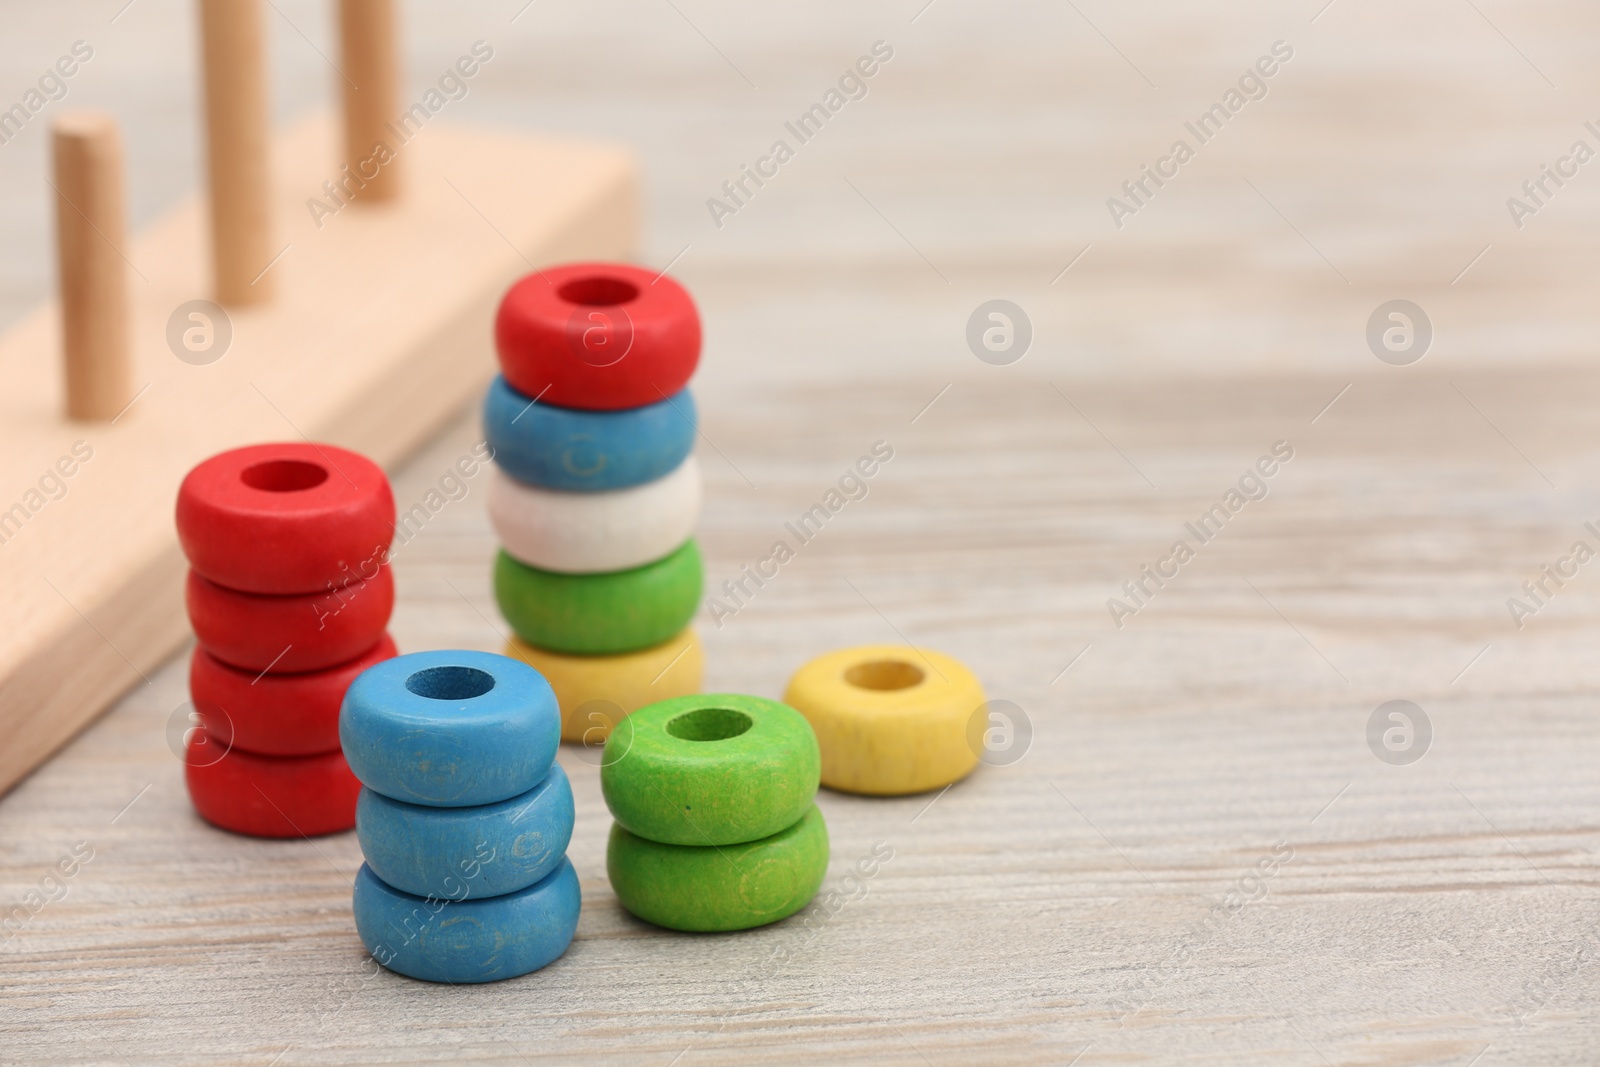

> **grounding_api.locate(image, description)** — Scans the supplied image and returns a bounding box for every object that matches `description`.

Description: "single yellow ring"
[503,629,703,743]
[782,644,984,796]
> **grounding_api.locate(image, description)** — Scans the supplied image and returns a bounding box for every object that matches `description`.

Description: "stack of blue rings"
[339,650,579,983]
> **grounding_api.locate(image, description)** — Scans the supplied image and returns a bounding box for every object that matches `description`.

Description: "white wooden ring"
[488,455,701,574]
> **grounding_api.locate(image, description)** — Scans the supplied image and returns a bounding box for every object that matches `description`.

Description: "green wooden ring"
[493,539,702,655]
[607,804,829,932]
[600,693,820,846]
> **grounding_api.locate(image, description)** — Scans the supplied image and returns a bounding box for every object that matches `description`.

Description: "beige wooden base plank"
[0,111,638,796]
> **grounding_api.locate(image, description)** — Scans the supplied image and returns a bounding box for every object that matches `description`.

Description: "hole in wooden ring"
[558,276,639,307]
[404,666,496,701]
[666,707,753,742]
[239,459,329,493]
[844,659,925,691]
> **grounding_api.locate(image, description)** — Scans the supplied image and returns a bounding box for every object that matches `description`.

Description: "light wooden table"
[4,1,1600,1064]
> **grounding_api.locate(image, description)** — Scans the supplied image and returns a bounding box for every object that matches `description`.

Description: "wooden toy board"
[0,109,634,799]
[5,1,1600,1064]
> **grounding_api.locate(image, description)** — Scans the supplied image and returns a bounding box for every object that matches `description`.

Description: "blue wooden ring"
[356,763,574,900]
[483,376,697,492]
[340,650,560,808]
[353,858,581,983]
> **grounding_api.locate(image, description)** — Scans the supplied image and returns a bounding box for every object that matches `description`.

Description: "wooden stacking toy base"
[0,111,636,798]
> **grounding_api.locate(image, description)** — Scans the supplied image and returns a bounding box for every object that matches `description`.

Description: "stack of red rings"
[176,443,399,838]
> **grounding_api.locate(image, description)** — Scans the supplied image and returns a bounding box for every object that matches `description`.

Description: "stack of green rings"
[602,693,829,932]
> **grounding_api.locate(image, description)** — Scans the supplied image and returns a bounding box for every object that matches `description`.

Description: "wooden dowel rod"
[339,0,401,202]
[53,112,132,423]
[198,0,274,305]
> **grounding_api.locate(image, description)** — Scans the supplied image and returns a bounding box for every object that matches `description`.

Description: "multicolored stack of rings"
[601,694,829,932]
[487,262,705,743]
[175,443,397,838]
[341,650,579,983]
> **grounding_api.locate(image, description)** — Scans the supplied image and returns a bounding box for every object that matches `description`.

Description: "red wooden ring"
[184,736,360,838]
[494,263,701,410]
[186,565,394,673]
[190,634,398,757]
[176,443,396,595]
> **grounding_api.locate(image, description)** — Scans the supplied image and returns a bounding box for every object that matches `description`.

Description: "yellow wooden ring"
[503,629,703,744]
[782,644,984,796]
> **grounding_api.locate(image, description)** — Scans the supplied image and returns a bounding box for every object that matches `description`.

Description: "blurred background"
[2,0,1597,383]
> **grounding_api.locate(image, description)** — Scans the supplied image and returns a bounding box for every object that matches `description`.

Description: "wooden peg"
[198,0,274,305]
[53,112,132,422]
[339,0,401,202]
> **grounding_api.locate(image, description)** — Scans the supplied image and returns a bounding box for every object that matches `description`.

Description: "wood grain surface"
[4,1,1600,1064]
